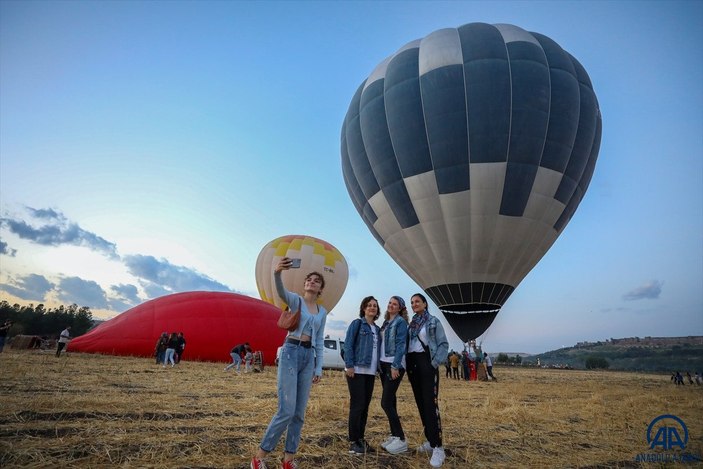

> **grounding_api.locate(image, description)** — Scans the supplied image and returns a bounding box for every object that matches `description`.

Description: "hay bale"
[9,335,44,349]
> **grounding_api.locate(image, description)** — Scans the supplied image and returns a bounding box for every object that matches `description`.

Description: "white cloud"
[623,280,663,301]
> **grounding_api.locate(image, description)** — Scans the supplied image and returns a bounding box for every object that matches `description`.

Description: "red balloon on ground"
[68,291,286,365]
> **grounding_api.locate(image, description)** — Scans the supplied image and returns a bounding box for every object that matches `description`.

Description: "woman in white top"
[343,296,381,455]
[378,296,409,454]
[406,293,449,468]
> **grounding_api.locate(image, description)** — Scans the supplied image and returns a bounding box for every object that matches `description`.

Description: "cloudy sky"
[1,1,701,354]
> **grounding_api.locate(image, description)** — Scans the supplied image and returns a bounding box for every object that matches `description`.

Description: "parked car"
[275,337,345,370]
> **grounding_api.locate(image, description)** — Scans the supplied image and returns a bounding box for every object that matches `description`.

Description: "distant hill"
[528,336,703,372]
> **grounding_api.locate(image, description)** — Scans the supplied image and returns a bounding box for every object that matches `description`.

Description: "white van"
[321,337,345,370]
[275,337,345,370]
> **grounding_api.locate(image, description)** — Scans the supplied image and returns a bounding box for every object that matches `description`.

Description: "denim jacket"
[425,315,449,369]
[274,271,327,377]
[343,318,381,369]
[382,315,408,370]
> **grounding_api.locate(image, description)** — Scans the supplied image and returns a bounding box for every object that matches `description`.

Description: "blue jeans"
[224,352,242,371]
[259,342,314,454]
[164,348,176,366]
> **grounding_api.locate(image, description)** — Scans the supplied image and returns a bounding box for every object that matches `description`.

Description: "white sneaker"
[385,437,408,454]
[416,441,433,453]
[430,447,446,467]
[380,436,395,449]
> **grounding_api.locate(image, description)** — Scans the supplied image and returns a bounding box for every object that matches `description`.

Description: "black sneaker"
[360,439,376,453]
[349,440,366,455]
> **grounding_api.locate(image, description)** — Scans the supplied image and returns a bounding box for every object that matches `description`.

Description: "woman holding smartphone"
[251,257,327,469]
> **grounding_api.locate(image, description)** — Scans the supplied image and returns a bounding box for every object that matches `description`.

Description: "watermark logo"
[635,414,701,463]
[647,414,688,450]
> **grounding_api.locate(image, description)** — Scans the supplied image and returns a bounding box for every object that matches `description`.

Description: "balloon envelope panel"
[68,292,286,365]
[341,23,601,341]
[255,234,349,313]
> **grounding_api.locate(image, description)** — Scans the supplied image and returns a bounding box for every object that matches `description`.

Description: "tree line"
[0,300,94,338]
[495,352,523,364]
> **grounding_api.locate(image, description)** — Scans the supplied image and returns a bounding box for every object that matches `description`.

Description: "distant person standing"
[0,320,12,353]
[244,349,253,373]
[674,371,684,385]
[449,352,460,379]
[154,332,168,364]
[175,332,186,363]
[484,352,497,381]
[461,351,470,381]
[686,371,694,385]
[164,332,179,367]
[56,326,71,357]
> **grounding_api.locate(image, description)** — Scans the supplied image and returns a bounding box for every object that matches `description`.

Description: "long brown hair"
[383,296,408,322]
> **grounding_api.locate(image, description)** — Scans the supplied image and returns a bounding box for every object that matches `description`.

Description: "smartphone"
[289,258,302,269]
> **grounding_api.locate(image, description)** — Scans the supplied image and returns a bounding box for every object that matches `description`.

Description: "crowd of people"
[445,346,497,382]
[154,332,186,367]
[671,370,701,385]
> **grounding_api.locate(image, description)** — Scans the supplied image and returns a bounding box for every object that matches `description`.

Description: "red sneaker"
[250,458,268,469]
[281,460,298,469]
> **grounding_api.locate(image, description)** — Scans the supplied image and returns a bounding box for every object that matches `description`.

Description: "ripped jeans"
[259,342,315,454]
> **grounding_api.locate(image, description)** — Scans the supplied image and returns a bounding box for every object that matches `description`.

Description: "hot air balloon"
[68,291,286,365]
[255,234,349,313]
[341,23,601,342]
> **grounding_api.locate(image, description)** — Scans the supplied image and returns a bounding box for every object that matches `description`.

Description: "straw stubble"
[0,351,701,468]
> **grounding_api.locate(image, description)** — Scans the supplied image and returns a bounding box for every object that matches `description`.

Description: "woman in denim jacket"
[378,296,409,454]
[407,293,449,468]
[251,258,327,469]
[343,296,381,455]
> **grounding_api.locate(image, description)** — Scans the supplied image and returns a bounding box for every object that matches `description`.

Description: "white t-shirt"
[354,327,378,375]
[408,325,427,353]
[59,329,71,344]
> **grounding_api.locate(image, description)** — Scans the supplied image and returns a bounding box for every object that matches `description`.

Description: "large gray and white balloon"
[341,23,601,341]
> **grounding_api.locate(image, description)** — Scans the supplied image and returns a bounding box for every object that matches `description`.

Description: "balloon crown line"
[440,308,501,314]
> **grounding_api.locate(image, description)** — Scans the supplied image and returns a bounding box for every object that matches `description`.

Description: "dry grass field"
[1,350,701,468]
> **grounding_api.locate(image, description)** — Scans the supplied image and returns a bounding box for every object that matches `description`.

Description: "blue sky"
[1,1,701,354]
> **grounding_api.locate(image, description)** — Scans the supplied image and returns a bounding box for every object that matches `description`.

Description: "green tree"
[585,356,610,369]
[0,299,95,337]
[73,307,93,335]
[496,353,509,363]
